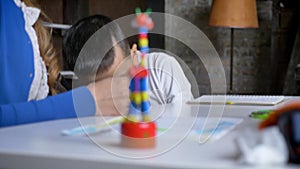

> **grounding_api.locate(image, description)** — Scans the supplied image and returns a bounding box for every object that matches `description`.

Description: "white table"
[0,101,299,169]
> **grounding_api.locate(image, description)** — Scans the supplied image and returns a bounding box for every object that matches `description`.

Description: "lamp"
[208,0,259,93]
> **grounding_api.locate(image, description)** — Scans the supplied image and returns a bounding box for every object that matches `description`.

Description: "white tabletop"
[0,101,299,169]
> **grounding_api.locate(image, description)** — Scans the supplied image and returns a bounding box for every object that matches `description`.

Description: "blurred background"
[37,0,300,96]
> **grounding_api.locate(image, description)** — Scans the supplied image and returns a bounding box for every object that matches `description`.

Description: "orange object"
[129,66,148,78]
[209,0,258,28]
[121,121,156,148]
[136,13,154,30]
[259,99,300,129]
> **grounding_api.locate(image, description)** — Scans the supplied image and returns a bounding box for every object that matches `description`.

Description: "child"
[63,15,194,105]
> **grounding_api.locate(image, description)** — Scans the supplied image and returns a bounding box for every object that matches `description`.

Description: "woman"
[0,0,129,127]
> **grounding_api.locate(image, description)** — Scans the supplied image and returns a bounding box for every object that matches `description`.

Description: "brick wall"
[39,0,274,95]
[165,0,273,95]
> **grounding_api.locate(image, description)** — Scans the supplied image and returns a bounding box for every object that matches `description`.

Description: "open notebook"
[187,95,285,106]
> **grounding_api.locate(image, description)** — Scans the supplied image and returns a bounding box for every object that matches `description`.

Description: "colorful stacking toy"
[121,8,156,148]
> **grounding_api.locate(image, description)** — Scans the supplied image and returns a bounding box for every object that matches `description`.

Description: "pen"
[249,110,273,119]
[226,101,233,105]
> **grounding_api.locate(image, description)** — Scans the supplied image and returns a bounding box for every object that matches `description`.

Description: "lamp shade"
[209,0,259,28]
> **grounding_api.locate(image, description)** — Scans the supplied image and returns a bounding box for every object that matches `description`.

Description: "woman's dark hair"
[63,14,130,80]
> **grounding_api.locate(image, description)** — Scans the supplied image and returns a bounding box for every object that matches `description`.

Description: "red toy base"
[121,121,156,148]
